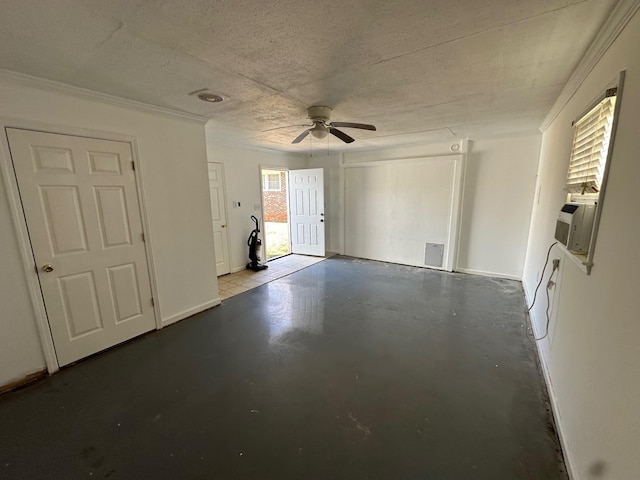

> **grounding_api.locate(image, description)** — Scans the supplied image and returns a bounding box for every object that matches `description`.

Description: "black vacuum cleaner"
[246,215,268,271]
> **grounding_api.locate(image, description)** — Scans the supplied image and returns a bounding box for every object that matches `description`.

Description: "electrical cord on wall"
[532,265,559,341]
[525,241,559,342]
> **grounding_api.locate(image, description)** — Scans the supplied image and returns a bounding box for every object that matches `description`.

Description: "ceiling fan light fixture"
[289,105,376,144]
[310,123,329,139]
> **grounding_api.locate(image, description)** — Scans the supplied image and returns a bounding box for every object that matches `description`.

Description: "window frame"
[262,172,281,192]
[562,70,625,275]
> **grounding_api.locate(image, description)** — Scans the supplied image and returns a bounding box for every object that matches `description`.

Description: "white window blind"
[566,93,616,194]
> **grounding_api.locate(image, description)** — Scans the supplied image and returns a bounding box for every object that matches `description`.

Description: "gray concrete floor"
[0,256,566,479]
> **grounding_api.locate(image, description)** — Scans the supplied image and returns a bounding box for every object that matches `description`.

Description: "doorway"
[261,168,291,260]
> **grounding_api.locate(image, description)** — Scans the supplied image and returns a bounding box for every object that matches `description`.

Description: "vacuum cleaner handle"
[251,215,260,233]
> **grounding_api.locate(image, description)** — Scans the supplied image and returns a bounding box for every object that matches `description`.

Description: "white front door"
[208,162,230,275]
[8,128,155,366]
[289,168,325,256]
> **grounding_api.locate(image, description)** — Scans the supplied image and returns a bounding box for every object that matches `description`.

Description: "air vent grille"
[424,243,444,268]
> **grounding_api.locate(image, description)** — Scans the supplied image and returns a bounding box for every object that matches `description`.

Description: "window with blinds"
[566,90,617,194]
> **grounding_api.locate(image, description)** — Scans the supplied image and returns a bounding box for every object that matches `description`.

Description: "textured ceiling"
[0,0,618,152]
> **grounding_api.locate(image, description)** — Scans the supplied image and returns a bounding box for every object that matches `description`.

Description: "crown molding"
[539,0,640,132]
[0,69,209,124]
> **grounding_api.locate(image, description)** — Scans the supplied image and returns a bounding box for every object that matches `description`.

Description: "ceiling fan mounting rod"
[307,106,332,123]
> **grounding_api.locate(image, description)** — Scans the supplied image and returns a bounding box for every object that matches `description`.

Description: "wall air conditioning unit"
[554,203,596,253]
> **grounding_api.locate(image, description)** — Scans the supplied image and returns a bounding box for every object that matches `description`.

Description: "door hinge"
[131,161,135,171]
[141,232,145,242]
[151,298,155,306]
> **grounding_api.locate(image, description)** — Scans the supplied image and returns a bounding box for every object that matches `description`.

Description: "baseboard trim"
[455,267,522,281]
[0,369,48,395]
[523,279,577,480]
[161,298,221,327]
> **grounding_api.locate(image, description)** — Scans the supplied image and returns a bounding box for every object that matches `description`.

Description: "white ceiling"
[0,0,618,152]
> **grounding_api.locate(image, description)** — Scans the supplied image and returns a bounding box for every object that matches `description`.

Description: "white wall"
[522,9,640,480]
[0,77,218,388]
[205,143,306,272]
[315,139,540,278]
[343,143,465,269]
[457,135,541,279]
[344,157,457,268]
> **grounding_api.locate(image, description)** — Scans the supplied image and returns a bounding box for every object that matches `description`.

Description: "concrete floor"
[0,256,566,479]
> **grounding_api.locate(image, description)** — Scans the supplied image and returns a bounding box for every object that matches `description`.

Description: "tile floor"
[217,253,333,299]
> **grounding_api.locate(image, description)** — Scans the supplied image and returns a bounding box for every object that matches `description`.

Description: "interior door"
[207,162,230,275]
[289,168,325,256]
[8,128,155,366]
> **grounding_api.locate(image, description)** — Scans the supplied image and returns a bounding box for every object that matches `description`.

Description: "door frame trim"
[0,118,160,374]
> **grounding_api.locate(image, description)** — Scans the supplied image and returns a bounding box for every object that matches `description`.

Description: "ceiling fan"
[291,106,376,144]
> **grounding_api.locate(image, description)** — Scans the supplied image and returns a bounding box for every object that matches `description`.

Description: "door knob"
[221,225,226,228]
[42,264,54,273]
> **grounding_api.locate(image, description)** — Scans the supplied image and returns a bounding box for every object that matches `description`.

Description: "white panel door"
[8,128,155,366]
[207,162,230,276]
[289,168,325,256]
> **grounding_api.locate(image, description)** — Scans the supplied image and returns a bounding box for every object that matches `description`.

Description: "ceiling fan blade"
[329,122,376,131]
[292,129,311,144]
[329,128,355,143]
[262,124,312,133]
